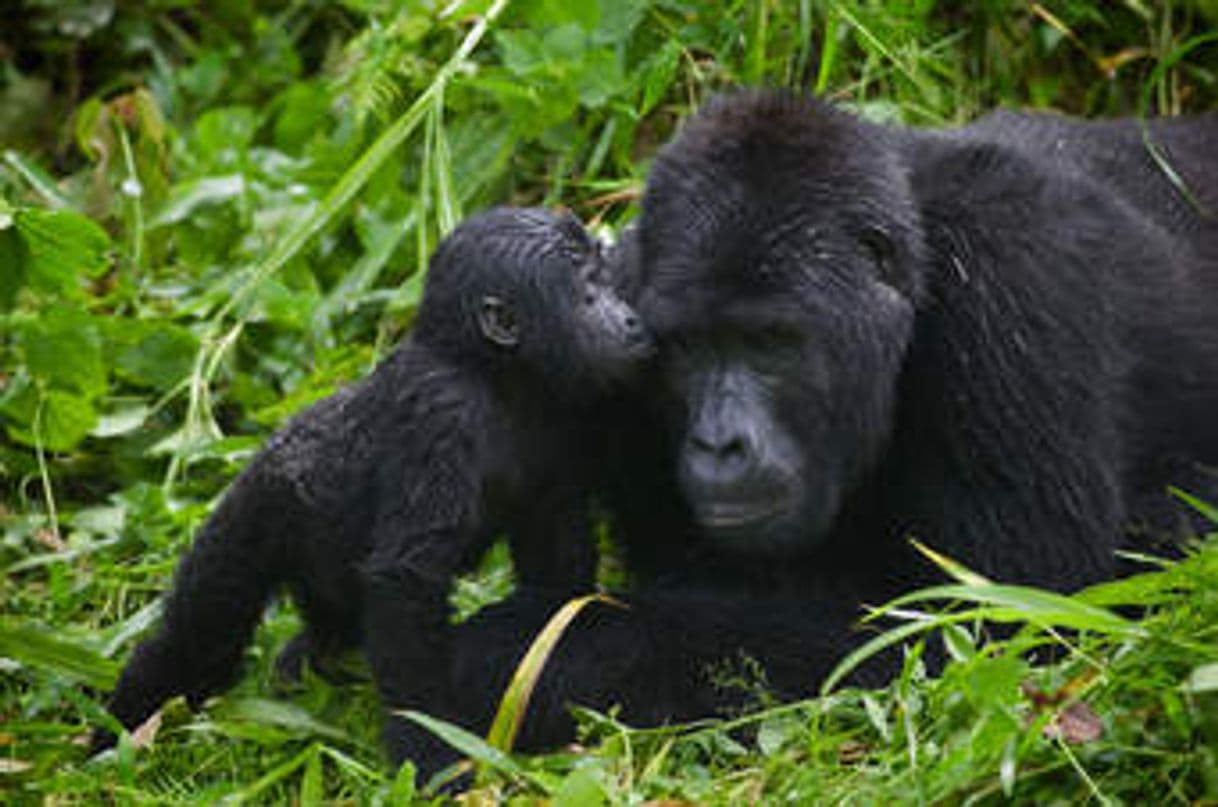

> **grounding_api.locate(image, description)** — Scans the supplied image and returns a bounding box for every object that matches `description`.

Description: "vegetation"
[2,0,1216,802]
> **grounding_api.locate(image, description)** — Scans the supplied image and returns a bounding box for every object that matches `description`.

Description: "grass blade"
[486,593,623,752]
[910,539,992,586]
[872,583,1139,636]
[3,150,75,210]
[0,617,118,689]
[820,612,951,695]
[1170,486,1218,524]
[398,710,523,776]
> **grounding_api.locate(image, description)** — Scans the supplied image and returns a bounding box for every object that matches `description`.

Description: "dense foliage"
[2,1,1216,802]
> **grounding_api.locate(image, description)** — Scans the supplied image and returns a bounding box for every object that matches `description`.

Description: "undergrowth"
[2,1,1217,803]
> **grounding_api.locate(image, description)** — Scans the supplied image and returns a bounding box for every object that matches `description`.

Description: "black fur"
[449,92,1218,748]
[96,207,651,777]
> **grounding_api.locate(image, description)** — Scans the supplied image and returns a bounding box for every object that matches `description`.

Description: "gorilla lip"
[695,501,789,529]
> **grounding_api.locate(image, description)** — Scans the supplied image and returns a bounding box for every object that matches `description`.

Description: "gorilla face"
[637,93,924,554]
[421,208,652,399]
[565,251,655,386]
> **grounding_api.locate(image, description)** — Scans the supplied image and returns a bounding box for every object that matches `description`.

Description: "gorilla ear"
[860,227,903,291]
[478,295,519,347]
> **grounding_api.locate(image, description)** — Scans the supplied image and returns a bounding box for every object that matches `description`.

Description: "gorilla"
[444,91,1218,757]
[95,207,652,774]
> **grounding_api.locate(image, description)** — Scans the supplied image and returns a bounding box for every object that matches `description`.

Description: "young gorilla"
[96,207,652,776]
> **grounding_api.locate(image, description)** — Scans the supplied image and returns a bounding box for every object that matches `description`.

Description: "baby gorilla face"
[417,207,654,399]
[568,246,654,384]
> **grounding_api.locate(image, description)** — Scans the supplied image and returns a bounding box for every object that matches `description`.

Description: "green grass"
[2,1,1218,803]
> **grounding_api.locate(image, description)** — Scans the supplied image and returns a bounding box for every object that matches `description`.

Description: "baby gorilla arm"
[359,409,487,778]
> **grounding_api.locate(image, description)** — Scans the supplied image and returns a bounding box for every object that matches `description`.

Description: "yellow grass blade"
[486,593,625,752]
[910,538,993,587]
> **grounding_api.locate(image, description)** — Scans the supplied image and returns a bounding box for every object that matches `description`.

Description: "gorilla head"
[416,207,652,399]
[636,92,927,554]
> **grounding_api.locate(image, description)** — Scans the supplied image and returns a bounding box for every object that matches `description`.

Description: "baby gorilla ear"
[479,295,520,347]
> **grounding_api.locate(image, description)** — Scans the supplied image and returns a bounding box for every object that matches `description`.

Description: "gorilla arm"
[446,581,880,751]
[359,400,487,774]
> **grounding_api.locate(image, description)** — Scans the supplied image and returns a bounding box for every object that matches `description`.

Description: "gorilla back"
[97,207,651,778]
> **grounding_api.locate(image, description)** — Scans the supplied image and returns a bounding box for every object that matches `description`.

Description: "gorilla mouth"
[694,501,791,530]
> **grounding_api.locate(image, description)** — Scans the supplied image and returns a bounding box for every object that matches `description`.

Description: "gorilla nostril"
[690,432,749,463]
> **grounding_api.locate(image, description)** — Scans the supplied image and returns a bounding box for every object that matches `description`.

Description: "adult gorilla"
[447,91,1218,755]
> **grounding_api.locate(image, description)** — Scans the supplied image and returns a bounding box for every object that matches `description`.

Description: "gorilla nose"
[690,431,747,462]
[686,429,752,484]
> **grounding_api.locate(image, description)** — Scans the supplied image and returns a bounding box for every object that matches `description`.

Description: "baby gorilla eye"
[859,227,901,289]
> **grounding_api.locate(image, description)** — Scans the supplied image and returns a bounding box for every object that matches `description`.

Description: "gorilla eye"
[754,259,782,285]
[860,228,899,287]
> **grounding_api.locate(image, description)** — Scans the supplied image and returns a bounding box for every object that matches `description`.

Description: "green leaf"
[940,622,977,662]
[574,50,624,108]
[0,617,119,689]
[18,309,107,397]
[221,743,319,804]
[0,228,27,308]
[1076,568,1179,609]
[962,654,1026,709]
[755,716,789,756]
[40,389,99,451]
[542,24,587,65]
[111,321,200,391]
[497,30,546,76]
[15,208,111,292]
[151,175,246,227]
[388,761,417,804]
[214,698,349,742]
[273,80,333,153]
[91,404,152,438]
[520,0,600,30]
[1185,663,1218,693]
[1000,737,1018,797]
[862,694,890,741]
[73,97,106,161]
[256,278,319,330]
[875,583,1138,635]
[910,539,993,586]
[194,106,259,159]
[595,0,648,44]
[553,766,607,807]
[398,710,524,776]
[639,40,681,115]
[2,386,98,452]
[3,150,75,210]
[133,87,166,145]
[822,612,965,695]
[300,748,323,806]
[1170,486,1218,524]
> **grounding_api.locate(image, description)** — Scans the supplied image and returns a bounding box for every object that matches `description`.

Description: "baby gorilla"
[96,207,651,776]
